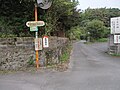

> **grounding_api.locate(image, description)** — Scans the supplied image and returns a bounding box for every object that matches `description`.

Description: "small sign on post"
[35,38,43,50]
[114,35,120,44]
[43,36,49,48]
[30,26,38,31]
[26,21,45,27]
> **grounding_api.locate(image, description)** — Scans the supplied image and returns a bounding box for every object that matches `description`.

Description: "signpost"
[43,36,49,48]
[26,21,45,27]
[26,0,52,69]
[111,17,120,34]
[35,4,39,69]
[109,17,120,54]
[35,38,42,50]
[30,26,38,32]
[114,35,120,44]
[111,17,120,44]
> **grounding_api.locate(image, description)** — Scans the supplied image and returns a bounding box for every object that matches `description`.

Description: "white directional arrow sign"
[26,21,45,27]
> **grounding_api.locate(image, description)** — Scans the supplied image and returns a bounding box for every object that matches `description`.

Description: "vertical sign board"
[114,35,120,44]
[35,38,42,50]
[111,17,120,34]
[43,36,49,48]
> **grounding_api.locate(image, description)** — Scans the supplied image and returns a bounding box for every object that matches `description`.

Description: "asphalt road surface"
[0,41,120,90]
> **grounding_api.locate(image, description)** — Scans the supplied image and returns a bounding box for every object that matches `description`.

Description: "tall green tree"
[79,8,120,41]
[44,0,80,35]
[86,20,108,41]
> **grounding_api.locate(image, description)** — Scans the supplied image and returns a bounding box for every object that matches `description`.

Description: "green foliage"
[44,0,80,35]
[27,56,34,66]
[0,0,80,37]
[60,52,69,63]
[66,26,82,40]
[0,17,13,35]
[0,0,120,39]
[86,20,108,41]
[79,8,120,41]
[0,0,35,37]
[60,44,72,63]
[97,38,108,42]
[111,54,120,57]
[0,33,17,38]
[80,8,120,27]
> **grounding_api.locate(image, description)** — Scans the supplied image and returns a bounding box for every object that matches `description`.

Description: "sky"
[77,0,120,10]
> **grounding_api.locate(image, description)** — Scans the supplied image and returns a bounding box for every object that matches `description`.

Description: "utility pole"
[35,4,39,69]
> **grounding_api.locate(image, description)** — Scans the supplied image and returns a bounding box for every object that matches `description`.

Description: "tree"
[0,0,35,36]
[44,0,80,35]
[79,8,120,41]
[86,20,108,41]
[80,8,120,27]
[0,0,80,37]
[66,26,81,40]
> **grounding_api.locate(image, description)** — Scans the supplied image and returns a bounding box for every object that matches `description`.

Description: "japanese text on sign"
[43,36,49,48]
[111,17,120,34]
[35,38,42,50]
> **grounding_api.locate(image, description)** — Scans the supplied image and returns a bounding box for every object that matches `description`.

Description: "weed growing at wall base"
[60,52,69,63]
[60,44,72,63]
[27,56,35,66]
[111,53,120,57]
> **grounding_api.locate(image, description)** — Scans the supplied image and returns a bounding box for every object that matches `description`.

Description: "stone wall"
[108,35,120,54]
[0,37,70,70]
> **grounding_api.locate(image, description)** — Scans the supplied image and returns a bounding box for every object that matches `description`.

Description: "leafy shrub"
[86,20,108,41]
[66,26,81,40]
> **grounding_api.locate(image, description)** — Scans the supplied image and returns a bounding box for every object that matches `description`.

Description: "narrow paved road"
[0,41,120,90]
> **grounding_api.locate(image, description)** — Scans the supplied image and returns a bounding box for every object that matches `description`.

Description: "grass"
[60,44,72,63]
[111,53,120,57]
[60,52,69,63]
[97,38,108,42]
[27,56,35,66]
[84,38,108,44]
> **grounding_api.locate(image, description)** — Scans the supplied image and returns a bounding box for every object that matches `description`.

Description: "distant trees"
[79,8,120,41]
[80,8,120,27]
[86,20,108,41]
